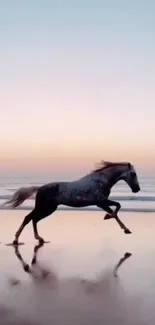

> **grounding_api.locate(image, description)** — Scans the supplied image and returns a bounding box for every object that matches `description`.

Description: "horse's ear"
[128,163,131,168]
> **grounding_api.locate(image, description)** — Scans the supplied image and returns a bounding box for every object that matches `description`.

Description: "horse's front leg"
[103,199,121,220]
[97,200,131,234]
[113,252,132,277]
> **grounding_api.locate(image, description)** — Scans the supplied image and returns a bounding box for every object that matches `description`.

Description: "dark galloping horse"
[4,161,140,245]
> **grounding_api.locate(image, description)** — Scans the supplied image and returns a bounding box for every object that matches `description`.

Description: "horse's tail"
[2,186,39,208]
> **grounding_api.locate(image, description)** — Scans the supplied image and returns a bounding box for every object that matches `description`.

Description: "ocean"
[0,172,155,213]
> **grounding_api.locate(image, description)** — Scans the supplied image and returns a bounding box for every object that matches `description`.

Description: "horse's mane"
[93,160,129,172]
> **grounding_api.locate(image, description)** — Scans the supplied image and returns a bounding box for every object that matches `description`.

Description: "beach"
[1,0,155,323]
[0,209,155,325]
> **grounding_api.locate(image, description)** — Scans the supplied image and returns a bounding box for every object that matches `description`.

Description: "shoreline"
[0,205,155,213]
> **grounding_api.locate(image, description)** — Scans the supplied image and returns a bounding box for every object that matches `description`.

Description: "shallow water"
[0,210,155,324]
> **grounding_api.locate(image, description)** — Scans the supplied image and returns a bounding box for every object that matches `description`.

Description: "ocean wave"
[0,205,155,213]
[0,194,154,202]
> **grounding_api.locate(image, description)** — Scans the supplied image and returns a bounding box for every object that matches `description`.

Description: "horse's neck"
[83,168,124,189]
[100,169,124,189]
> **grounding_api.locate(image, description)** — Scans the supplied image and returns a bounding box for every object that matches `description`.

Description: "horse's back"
[39,174,92,191]
[38,177,92,200]
[36,174,109,207]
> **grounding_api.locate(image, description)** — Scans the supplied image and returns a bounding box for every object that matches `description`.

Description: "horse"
[3,160,140,245]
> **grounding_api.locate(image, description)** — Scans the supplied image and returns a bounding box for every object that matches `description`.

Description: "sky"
[0,1,155,177]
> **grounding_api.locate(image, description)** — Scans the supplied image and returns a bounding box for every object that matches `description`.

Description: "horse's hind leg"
[13,210,35,245]
[14,245,30,272]
[32,204,58,244]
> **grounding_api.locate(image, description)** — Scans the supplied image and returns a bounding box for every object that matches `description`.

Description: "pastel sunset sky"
[1,1,155,177]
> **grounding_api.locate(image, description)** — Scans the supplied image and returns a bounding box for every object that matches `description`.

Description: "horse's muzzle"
[132,186,140,193]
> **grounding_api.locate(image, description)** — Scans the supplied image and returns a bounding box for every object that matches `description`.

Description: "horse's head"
[121,163,140,193]
[93,160,140,193]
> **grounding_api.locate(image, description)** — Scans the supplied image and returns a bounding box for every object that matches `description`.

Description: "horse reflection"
[13,242,55,282]
[80,252,132,294]
[12,244,132,292]
[14,242,44,272]
[113,252,132,277]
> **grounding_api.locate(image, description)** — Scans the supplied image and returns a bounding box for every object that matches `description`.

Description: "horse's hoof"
[6,242,24,247]
[38,238,45,245]
[13,240,18,246]
[13,241,25,246]
[24,264,30,273]
[124,252,132,258]
[124,229,132,234]
[104,214,112,220]
[38,240,50,244]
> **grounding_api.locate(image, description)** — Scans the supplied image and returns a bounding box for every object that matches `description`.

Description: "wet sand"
[0,209,155,324]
